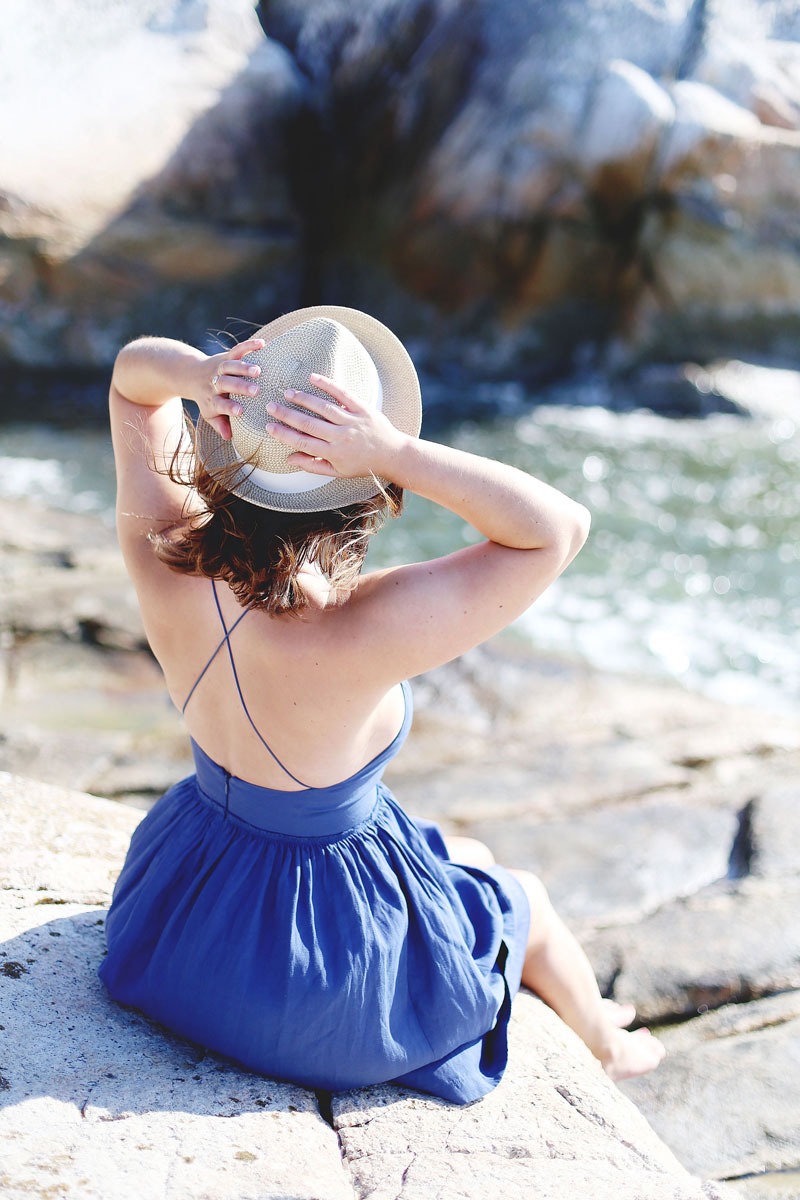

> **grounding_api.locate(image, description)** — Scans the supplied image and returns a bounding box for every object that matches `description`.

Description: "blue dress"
[98,585,531,1104]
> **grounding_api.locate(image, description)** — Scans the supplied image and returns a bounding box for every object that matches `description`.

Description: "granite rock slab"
[330,994,733,1200]
[748,786,800,879]
[464,796,738,925]
[583,877,800,1022]
[0,896,353,1200]
[620,992,800,1182]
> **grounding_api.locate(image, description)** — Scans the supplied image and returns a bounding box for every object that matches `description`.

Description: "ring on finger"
[211,374,220,388]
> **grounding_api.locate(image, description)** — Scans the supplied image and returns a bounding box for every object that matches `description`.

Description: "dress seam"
[192,779,386,846]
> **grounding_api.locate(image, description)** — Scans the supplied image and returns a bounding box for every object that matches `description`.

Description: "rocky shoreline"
[2,495,799,1196]
[5,1,800,390]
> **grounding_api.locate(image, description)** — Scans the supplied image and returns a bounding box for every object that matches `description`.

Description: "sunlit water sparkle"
[2,399,798,713]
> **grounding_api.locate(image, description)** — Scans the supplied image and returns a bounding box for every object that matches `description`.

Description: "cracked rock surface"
[1,773,736,1200]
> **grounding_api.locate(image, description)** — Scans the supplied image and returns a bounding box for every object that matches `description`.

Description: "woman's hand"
[266,374,407,478]
[111,336,266,443]
[197,338,266,441]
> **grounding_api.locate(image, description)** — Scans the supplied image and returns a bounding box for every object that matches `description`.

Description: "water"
[2,394,798,714]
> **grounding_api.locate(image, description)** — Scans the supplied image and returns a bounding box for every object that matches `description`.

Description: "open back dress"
[98,583,531,1104]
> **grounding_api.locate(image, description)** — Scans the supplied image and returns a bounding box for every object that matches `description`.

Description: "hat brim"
[194,306,422,513]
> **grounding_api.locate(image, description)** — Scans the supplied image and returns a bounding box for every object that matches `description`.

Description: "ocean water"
[2,390,798,714]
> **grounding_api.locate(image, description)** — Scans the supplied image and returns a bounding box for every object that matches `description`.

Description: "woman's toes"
[602,998,637,1028]
[602,1027,666,1082]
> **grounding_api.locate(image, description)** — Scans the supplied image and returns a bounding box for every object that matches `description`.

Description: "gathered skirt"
[98,756,531,1104]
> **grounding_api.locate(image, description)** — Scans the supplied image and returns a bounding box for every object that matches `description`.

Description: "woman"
[99,306,664,1102]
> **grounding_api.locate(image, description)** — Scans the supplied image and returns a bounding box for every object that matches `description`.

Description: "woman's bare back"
[143,567,406,791]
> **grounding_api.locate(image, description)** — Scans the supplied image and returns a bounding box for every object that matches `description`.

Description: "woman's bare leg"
[507,868,665,1080]
[442,835,498,871]
[441,837,664,1079]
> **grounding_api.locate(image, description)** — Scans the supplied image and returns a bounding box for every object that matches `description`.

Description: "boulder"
[466,796,738,926]
[4,0,800,382]
[748,785,800,877]
[260,0,800,376]
[582,876,800,1022]
[0,771,735,1200]
[620,992,800,1182]
[330,996,732,1200]
[0,0,306,366]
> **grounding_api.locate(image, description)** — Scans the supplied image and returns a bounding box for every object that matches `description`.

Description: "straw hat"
[195,306,422,512]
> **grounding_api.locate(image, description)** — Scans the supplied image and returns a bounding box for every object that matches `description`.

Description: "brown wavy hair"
[149,417,403,614]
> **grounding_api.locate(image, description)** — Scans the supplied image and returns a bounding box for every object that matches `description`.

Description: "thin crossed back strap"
[210,579,311,789]
[182,604,251,714]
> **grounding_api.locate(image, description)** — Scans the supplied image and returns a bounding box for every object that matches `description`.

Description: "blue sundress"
[98,584,530,1103]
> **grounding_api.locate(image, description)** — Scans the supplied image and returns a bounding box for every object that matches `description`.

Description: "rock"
[331,997,732,1200]
[391,643,800,827]
[0,0,306,366]
[260,0,800,377]
[693,36,800,132]
[5,1,800,382]
[619,992,800,1181]
[582,876,800,1022]
[0,771,140,902]
[0,499,145,649]
[466,797,738,925]
[0,498,194,803]
[0,909,352,1200]
[702,359,800,421]
[658,81,764,187]
[577,59,675,208]
[748,786,800,877]
[0,771,735,1199]
[727,1171,800,1200]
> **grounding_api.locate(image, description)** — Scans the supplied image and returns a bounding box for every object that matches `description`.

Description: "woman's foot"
[602,998,637,1028]
[599,1026,666,1081]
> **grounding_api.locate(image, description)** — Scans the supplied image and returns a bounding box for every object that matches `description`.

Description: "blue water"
[2,395,798,714]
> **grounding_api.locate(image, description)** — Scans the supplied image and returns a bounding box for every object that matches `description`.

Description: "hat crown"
[230,318,381,476]
[195,304,421,512]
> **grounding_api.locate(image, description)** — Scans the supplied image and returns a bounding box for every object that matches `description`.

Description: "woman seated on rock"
[98,306,664,1099]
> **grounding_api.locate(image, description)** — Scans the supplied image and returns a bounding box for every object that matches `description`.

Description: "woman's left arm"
[109,335,264,572]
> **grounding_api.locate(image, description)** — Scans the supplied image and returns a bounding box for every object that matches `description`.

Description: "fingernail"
[309,373,320,382]
[248,384,259,395]
[248,365,260,376]
[266,401,276,412]
[231,403,243,416]
[285,388,295,399]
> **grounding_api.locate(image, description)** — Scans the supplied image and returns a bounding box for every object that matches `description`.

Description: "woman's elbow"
[572,503,592,552]
[555,502,591,567]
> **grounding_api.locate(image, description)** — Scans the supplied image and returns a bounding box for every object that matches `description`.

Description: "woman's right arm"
[383,435,589,562]
[267,374,590,679]
[355,436,590,677]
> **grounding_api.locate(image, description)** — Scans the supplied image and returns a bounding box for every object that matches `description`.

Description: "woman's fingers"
[267,415,333,458]
[228,337,266,360]
[266,399,341,441]
[281,388,348,423]
[218,371,260,397]
[211,340,264,395]
[207,413,233,441]
[308,372,366,412]
[286,452,337,476]
[215,361,260,392]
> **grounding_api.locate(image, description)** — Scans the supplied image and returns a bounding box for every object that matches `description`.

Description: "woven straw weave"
[195,308,422,513]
